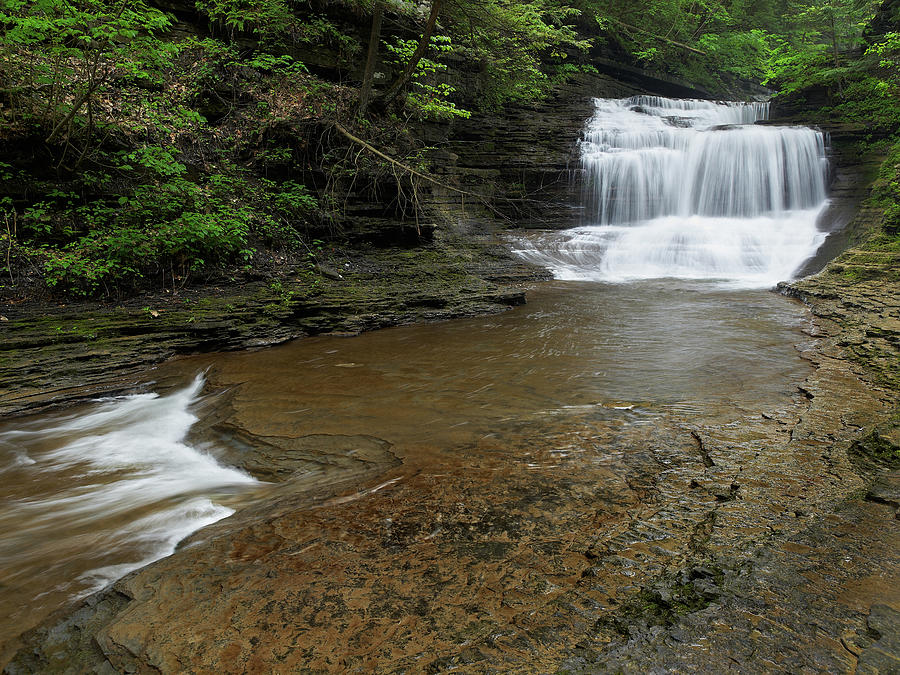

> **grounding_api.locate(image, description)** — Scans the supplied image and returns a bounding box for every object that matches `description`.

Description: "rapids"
[0,376,261,648]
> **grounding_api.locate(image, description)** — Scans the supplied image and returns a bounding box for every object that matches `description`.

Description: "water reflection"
[172,281,812,452]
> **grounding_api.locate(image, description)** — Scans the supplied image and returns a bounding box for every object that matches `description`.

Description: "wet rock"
[867,472,900,517]
[7,307,897,673]
[858,605,900,674]
[314,263,344,280]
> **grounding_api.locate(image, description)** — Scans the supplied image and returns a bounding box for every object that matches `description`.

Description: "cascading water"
[0,376,260,642]
[512,95,830,287]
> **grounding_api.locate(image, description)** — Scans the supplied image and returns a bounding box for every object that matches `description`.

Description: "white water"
[0,376,258,607]
[513,95,830,287]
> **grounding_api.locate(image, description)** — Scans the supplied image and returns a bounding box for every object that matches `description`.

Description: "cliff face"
[311,35,720,244]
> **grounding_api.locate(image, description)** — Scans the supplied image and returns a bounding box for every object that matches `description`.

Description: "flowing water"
[0,377,264,649]
[0,96,835,656]
[162,281,814,452]
[512,96,829,287]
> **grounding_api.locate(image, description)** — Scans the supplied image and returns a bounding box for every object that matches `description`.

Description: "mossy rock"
[849,421,900,471]
[595,564,725,637]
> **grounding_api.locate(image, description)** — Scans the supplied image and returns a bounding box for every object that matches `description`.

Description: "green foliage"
[383,35,470,119]
[762,1,878,93]
[0,0,340,298]
[870,141,900,236]
[584,0,733,67]
[195,0,360,61]
[764,19,899,139]
[697,29,774,81]
[295,13,361,63]
[374,0,590,114]
[0,0,175,164]
[13,151,320,295]
[448,0,590,109]
[576,0,885,95]
[195,0,294,42]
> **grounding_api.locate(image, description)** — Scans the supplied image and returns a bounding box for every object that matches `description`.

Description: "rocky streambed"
[2,245,898,672]
[2,91,899,672]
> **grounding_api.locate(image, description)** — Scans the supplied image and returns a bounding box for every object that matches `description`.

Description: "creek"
[0,96,835,655]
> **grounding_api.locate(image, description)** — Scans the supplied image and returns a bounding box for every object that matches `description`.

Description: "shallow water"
[0,280,813,654]
[176,281,812,445]
[0,377,265,651]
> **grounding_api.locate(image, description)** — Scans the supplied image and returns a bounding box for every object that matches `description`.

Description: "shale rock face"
[0,243,540,417]
[422,68,722,233]
[426,73,642,230]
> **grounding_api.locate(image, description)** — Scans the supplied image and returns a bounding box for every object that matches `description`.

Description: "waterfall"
[512,95,829,287]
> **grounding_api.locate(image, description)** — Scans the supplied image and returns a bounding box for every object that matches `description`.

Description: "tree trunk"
[358,0,384,116]
[377,0,443,107]
[830,13,840,68]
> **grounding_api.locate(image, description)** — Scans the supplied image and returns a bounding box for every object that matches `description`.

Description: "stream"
[0,96,835,656]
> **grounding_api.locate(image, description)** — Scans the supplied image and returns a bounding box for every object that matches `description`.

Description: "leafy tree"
[355,0,590,117]
[0,0,174,169]
[764,0,881,94]
[379,0,445,107]
[446,0,589,108]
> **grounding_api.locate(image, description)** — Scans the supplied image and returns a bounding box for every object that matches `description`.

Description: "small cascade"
[0,376,259,607]
[512,95,830,287]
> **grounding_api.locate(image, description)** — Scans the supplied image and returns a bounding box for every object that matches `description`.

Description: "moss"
[849,426,900,471]
[261,303,285,317]
[596,565,725,636]
[860,233,900,252]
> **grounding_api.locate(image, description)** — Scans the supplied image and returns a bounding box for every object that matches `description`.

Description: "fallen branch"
[332,122,486,200]
[331,122,583,223]
[332,121,526,224]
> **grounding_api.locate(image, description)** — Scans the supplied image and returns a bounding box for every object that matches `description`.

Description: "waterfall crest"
[513,95,829,288]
